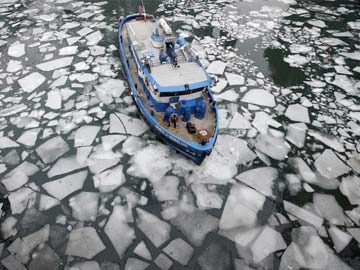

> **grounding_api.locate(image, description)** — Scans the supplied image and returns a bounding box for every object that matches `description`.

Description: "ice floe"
[65,227,105,259]
[241,89,276,107]
[105,205,135,258]
[18,72,46,93]
[42,171,88,200]
[314,149,351,179]
[36,57,73,71]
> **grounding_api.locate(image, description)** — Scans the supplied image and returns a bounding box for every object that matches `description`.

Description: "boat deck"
[122,21,216,144]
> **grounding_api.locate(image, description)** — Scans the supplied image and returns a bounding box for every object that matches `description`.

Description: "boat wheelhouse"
[118,13,218,164]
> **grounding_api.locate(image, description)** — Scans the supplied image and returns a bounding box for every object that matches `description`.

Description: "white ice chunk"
[211,78,227,93]
[36,57,73,71]
[220,182,265,230]
[0,104,28,117]
[289,44,312,54]
[38,194,60,211]
[105,205,135,258]
[133,241,152,260]
[279,226,353,270]
[7,60,22,73]
[1,217,18,239]
[136,208,171,247]
[65,227,105,259]
[36,136,69,164]
[67,36,81,46]
[162,197,218,247]
[154,253,173,270]
[191,183,222,209]
[255,133,291,161]
[74,125,100,147]
[45,90,62,110]
[110,113,149,136]
[153,176,179,202]
[8,185,37,214]
[127,144,172,183]
[86,31,104,45]
[69,192,99,221]
[313,193,347,225]
[0,137,19,149]
[1,171,28,191]
[284,54,310,67]
[241,89,276,107]
[340,52,360,61]
[18,72,46,93]
[283,201,323,228]
[285,104,310,123]
[42,171,88,200]
[314,149,351,179]
[187,135,256,185]
[308,130,345,152]
[235,167,278,199]
[163,238,194,265]
[328,226,352,253]
[340,175,360,205]
[101,135,126,151]
[308,19,327,28]
[93,165,125,192]
[285,123,307,148]
[225,72,245,85]
[71,261,100,270]
[228,112,251,129]
[125,258,149,270]
[206,60,227,75]
[95,79,126,104]
[347,228,360,244]
[214,89,239,102]
[47,156,87,178]
[59,46,78,56]
[285,174,302,196]
[251,226,287,263]
[8,42,25,57]
[61,22,80,29]
[17,129,40,147]
[327,75,360,96]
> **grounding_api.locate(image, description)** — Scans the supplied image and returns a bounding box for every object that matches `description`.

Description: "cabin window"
[159,87,204,97]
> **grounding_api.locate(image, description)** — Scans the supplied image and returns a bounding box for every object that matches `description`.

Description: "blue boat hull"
[118,14,219,165]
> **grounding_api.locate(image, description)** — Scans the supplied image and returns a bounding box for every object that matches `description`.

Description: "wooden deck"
[121,23,216,144]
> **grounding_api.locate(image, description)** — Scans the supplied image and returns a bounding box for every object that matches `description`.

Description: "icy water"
[0,0,360,269]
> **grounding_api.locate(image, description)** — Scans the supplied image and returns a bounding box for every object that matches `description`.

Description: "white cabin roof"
[151,62,208,87]
[126,19,209,89]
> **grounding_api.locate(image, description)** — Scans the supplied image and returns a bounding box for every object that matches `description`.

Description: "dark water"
[0,0,360,269]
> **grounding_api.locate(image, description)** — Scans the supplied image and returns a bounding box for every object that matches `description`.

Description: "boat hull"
[118,14,219,165]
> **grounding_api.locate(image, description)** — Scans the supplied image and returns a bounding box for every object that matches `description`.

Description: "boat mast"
[141,0,146,21]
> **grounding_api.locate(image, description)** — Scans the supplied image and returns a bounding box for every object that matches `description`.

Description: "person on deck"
[170,113,178,128]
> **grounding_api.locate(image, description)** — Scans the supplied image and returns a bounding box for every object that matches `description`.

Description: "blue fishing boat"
[118,11,219,165]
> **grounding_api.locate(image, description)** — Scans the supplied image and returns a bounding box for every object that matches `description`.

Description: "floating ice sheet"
[18,72,46,93]
[42,171,88,200]
[36,136,69,164]
[74,125,100,147]
[241,89,276,107]
[36,57,73,71]
[314,149,351,179]
[65,227,105,259]
[110,113,149,136]
[105,205,135,258]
